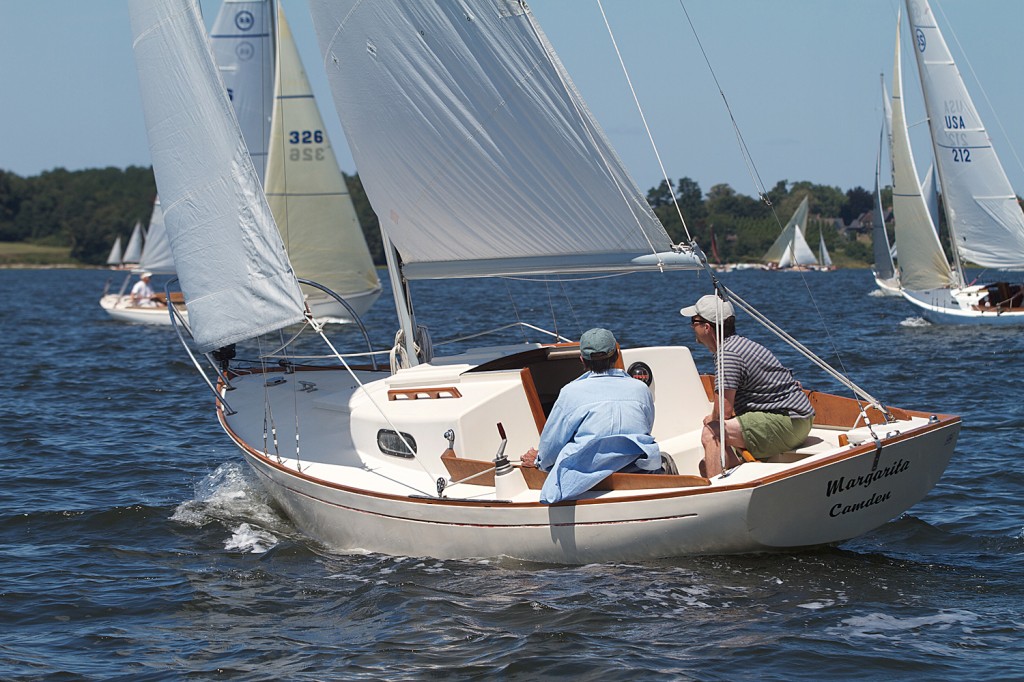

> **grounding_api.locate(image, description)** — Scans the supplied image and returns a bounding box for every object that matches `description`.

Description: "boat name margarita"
[825,458,910,498]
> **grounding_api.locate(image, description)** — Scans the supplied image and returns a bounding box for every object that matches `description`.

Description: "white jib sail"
[122,221,145,265]
[907,0,1024,270]
[890,10,956,291]
[209,0,275,183]
[307,0,691,279]
[264,4,380,301]
[764,197,816,267]
[137,196,175,275]
[106,236,123,266]
[129,0,305,353]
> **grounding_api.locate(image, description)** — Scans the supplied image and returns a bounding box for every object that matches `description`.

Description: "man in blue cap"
[521,328,662,503]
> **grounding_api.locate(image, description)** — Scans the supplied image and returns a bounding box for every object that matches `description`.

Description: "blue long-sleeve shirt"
[536,369,661,503]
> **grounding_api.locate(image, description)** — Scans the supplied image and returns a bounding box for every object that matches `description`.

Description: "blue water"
[1,267,1022,680]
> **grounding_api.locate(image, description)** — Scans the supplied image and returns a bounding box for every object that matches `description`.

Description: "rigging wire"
[595,0,692,245]
[671,0,861,403]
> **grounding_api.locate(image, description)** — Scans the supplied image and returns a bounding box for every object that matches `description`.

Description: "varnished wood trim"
[520,368,546,434]
[388,387,463,401]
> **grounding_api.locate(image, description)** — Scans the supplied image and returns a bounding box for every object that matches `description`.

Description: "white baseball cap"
[680,294,735,323]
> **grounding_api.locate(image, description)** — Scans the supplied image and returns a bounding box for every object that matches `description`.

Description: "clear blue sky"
[1,0,1022,199]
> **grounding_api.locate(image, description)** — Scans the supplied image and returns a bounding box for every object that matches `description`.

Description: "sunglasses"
[690,318,710,327]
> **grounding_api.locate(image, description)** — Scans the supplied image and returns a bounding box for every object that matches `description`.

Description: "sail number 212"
[951,148,971,163]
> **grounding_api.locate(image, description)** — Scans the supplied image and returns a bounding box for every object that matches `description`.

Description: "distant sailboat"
[762,196,817,270]
[104,235,123,269]
[99,196,187,325]
[121,221,144,268]
[872,122,901,295]
[817,231,834,271]
[893,0,1024,323]
[209,0,381,320]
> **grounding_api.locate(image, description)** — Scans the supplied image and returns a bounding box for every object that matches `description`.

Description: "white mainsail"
[208,0,275,182]
[105,236,123,267]
[307,0,695,280]
[818,231,833,269]
[136,196,175,275]
[264,4,380,311]
[890,9,956,291]
[129,0,305,353]
[906,0,1024,271]
[122,221,145,265]
[763,197,816,268]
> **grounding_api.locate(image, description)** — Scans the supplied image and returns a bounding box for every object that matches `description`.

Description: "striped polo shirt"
[715,335,814,418]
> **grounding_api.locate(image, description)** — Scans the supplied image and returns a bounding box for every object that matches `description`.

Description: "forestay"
[129,0,305,353]
[308,0,697,279]
[907,0,1024,270]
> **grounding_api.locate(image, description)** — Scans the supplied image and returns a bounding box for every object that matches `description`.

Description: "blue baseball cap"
[579,328,617,359]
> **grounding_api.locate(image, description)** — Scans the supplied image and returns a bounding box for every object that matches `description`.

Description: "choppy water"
[2,267,1022,680]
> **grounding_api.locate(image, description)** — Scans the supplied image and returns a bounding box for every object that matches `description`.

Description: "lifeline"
[825,458,910,498]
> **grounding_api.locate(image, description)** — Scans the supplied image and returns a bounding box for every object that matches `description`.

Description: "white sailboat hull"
[98,294,186,326]
[901,286,1024,325]
[873,274,903,297]
[218,344,959,563]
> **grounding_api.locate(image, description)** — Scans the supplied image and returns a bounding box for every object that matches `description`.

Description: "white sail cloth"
[129,0,305,353]
[137,197,175,275]
[264,5,380,301]
[763,197,817,268]
[122,221,144,265]
[209,0,274,183]
[907,0,1024,271]
[308,0,693,279]
[890,11,956,291]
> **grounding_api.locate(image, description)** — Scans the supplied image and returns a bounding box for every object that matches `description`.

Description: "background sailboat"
[99,196,186,324]
[209,0,380,321]
[104,235,123,269]
[762,196,818,270]
[894,0,1024,323]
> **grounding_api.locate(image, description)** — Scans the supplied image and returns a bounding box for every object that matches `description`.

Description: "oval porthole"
[377,429,417,458]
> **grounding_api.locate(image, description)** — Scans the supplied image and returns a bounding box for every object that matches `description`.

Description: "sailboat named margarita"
[128,0,959,563]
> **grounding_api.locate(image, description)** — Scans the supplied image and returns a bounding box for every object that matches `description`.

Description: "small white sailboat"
[209,0,381,321]
[129,0,959,563]
[893,0,1024,324]
[99,197,187,325]
[104,235,123,269]
[872,124,901,295]
[762,196,818,270]
[817,231,834,271]
[120,220,145,269]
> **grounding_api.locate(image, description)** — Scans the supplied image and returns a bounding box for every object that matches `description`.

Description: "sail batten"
[307,0,682,277]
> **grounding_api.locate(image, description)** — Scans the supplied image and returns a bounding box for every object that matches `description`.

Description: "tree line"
[0,166,878,266]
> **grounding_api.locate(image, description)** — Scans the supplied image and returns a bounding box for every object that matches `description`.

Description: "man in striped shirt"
[681,294,814,477]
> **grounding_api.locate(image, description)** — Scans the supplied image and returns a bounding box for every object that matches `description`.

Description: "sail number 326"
[288,130,325,162]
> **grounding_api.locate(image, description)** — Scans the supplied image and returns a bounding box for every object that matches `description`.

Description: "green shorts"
[736,413,813,459]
